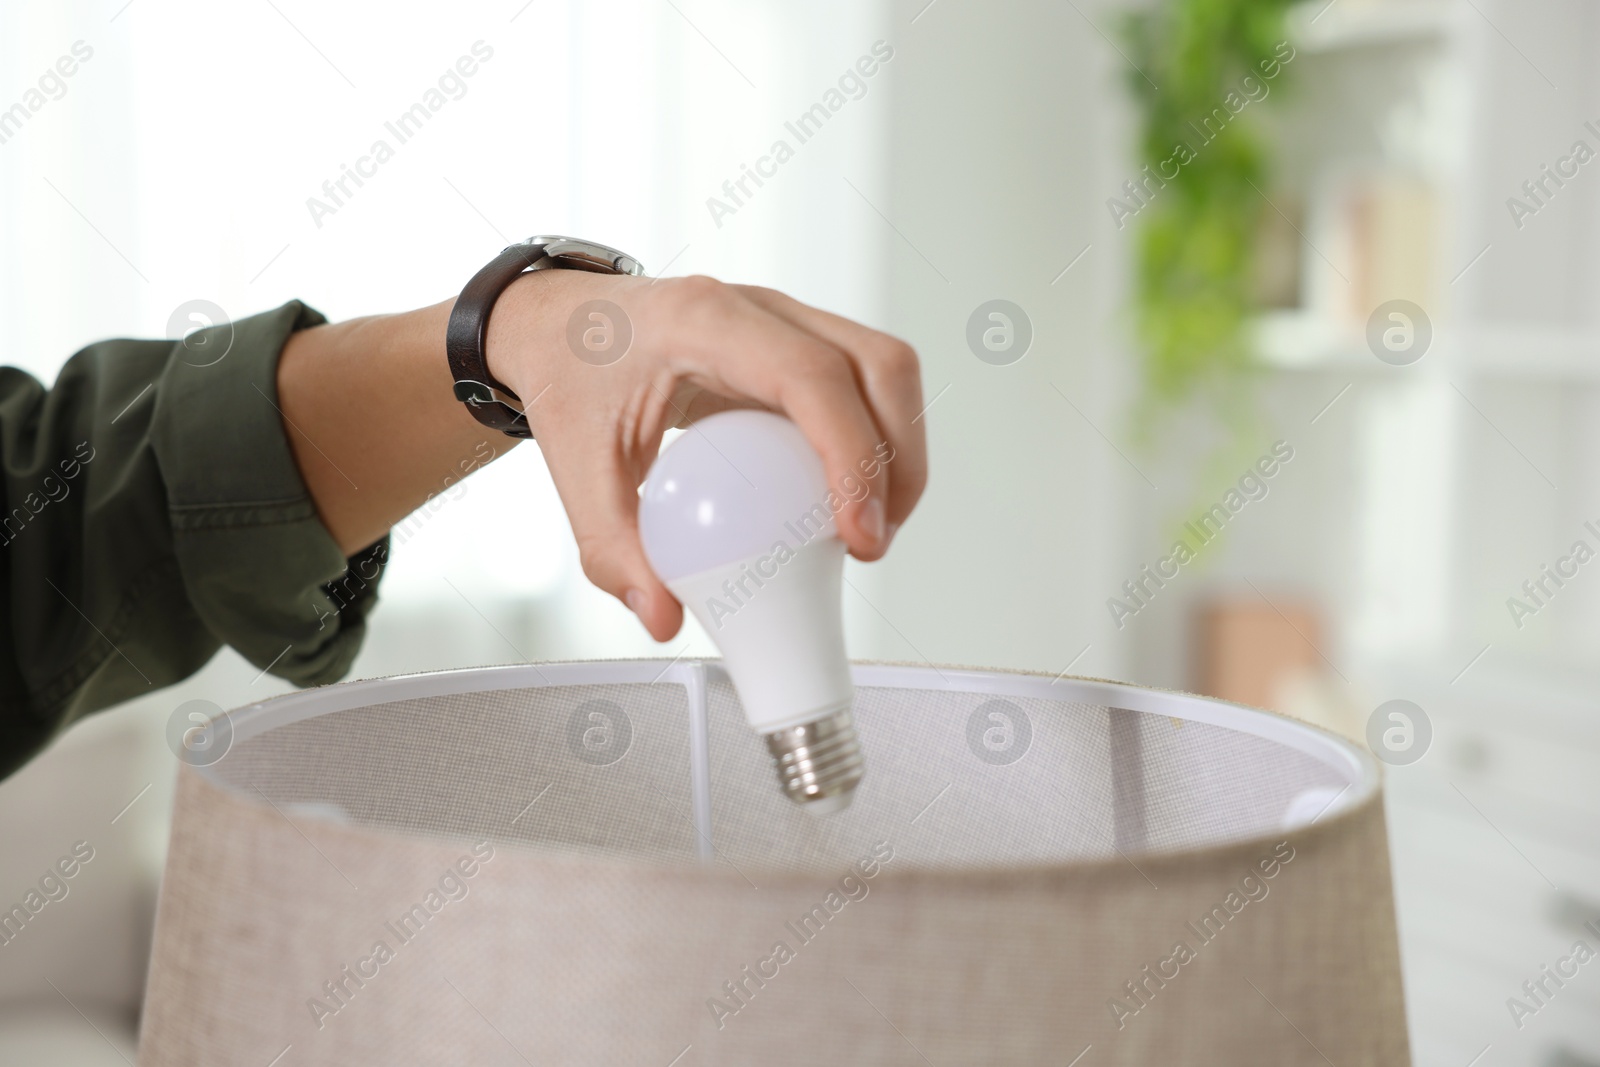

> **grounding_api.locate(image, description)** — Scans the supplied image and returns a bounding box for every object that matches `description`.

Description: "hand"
[485,270,927,641]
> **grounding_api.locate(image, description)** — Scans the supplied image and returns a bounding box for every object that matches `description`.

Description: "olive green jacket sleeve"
[0,300,387,779]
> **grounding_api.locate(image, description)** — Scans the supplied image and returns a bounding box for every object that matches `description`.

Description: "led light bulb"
[639,411,864,814]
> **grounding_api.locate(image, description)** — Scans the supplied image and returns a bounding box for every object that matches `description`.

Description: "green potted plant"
[1121,0,1300,459]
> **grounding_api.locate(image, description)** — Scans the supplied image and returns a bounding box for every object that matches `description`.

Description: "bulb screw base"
[764,709,865,814]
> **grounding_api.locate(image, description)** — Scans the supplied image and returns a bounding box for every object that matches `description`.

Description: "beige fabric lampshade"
[138,661,1410,1065]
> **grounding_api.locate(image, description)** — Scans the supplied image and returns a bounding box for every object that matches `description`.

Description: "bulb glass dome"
[639,411,835,582]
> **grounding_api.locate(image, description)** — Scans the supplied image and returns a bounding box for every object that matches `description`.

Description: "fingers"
[732,286,927,544]
[540,434,684,641]
[651,277,893,561]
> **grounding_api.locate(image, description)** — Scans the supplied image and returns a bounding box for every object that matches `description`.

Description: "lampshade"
[137,662,1410,1065]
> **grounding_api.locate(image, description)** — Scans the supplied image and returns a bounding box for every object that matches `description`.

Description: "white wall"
[868,0,1136,681]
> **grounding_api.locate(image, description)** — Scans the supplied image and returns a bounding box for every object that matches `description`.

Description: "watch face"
[524,235,646,277]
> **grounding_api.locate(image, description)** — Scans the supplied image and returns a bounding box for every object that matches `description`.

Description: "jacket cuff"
[149,300,386,686]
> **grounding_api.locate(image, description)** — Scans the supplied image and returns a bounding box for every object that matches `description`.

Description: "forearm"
[277,297,515,556]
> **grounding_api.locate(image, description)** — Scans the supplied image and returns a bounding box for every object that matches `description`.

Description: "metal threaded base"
[764,709,865,813]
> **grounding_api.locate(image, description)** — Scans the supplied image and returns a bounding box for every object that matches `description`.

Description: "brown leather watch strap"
[445,243,551,439]
[447,238,646,439]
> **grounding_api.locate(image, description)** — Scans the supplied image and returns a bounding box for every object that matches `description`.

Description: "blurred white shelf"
[1375,654,1600,1067]
[1253,310,1374,370]
[1255,311,1600,380]
[1288,0,1454,53]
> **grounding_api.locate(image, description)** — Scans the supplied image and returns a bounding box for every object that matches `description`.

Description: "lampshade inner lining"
[205,677,1354,875]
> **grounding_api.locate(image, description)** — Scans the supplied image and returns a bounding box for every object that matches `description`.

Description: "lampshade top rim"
[200,659,1380,843]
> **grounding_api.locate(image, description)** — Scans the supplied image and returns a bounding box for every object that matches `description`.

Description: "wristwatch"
[446,235,646,438]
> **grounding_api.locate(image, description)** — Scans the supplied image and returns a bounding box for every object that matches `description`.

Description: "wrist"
[449,237,648,441]
[279,299,506,556]
[483,268,606,401]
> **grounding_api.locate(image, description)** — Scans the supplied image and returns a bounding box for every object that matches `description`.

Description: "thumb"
[543,441,683,642]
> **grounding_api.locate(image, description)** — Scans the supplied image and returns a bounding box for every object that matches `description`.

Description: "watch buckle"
[453,379,524,414]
